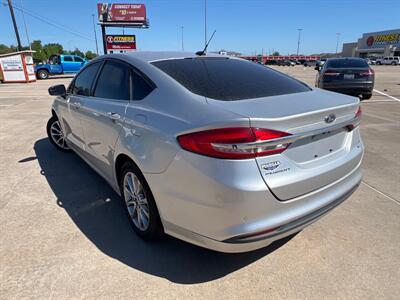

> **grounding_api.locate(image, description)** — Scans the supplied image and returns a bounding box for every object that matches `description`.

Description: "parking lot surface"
[1,67,399,299]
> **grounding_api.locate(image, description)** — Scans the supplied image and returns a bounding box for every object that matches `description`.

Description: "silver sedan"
[47,52,363,253]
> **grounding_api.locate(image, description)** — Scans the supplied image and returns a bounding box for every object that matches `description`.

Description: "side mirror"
[48,84,66,96]
[314,66,320,71]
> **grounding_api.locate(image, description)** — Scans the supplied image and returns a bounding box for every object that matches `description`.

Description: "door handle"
[106,112,121,120]
[71,102,81,109]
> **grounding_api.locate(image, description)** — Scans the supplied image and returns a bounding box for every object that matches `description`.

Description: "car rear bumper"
[162,171,361,253]
[145,137,364,253]
[321,81,374,95]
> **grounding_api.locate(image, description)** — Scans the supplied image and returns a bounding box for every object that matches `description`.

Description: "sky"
[1,0,399,55]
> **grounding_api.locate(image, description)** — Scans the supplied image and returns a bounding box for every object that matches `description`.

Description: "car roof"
[327,57,365,61]
[102,51,226,63]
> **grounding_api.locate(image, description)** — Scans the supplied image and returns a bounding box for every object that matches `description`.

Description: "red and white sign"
[97,3,146,24]
[106,35,136,52]
[0,51,36,83]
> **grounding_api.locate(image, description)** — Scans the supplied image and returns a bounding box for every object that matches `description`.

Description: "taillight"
[355,106,362,119]
[177,127,291,159]
[324,69,340,76]
[347,106,362,131]
[359,69,374,76]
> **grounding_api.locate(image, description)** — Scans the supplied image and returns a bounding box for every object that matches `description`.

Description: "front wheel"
[46,116,71,152]
[119,162,163,240]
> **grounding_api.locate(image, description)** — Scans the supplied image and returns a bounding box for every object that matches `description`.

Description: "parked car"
[265,60,279,65]
[303,60,318,67]
[46,52,363,253]
[377,56,400,65]
[278,59,295,66]
[35,54,88,79]
[316,59,327,68]
[315,57,374,99]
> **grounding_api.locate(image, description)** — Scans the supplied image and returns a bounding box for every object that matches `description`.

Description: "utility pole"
[92,13,99,55]
[204,0,207,50]
[181,26,184,51]
[7,0,22,51]
[101,25,107,54]
[335,32,341,54]
[296,28,303,56]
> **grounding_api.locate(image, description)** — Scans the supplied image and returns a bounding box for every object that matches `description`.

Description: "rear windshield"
[326,59,369,68]
[151,57,311,101]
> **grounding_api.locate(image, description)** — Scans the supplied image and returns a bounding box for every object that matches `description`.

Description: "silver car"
[47,52,363,253]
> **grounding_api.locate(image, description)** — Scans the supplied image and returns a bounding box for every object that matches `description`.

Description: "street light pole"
[19,0,31,50]
[335,32,341,54]
[296,28,303,56]
[92,13,99,55]
[181,26,184,51]
[7,0,22,51]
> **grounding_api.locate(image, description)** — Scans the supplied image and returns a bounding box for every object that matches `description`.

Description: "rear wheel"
[46,116,71,152]
[37,69,49,79]
[362,93,372,100]
[119,161,162,240]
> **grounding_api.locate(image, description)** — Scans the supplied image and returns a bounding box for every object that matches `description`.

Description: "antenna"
[196,29,216,56]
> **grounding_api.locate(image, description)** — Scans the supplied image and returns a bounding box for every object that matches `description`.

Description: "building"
[342,29,400,58]
[211,50,242,57]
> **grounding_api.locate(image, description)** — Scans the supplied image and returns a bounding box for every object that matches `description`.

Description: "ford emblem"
[324,113,336,123]
[262,161,281,171]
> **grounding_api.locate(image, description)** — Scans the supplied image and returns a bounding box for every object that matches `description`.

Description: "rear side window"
[132,72,154,100]
[152,58,310,101]
[94,61,130,100]
[72,62,101,96]
[63,56,73,62]
[326,59,368,68]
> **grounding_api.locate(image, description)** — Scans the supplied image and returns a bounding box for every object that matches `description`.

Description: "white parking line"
[373,89,400,102]
[362,181,400,206]
[362,99,397,103]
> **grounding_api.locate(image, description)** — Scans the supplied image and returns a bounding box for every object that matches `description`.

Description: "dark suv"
[315,57,374,100]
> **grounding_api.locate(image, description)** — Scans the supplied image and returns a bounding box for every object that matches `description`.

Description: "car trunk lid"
[206,89,362,200]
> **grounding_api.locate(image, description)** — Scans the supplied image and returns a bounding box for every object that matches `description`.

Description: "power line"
[5,2,94,42]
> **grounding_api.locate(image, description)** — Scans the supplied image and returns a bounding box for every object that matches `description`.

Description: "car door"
[73,56,85,72]
[79,59,131,180]
[63,61,102,151]
[62,55,75,72]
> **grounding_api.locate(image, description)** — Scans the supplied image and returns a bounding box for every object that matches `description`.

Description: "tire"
[391,61,396,65]
[362,93,372,100]
[119,161,163,240]
[37,69,49,79]
[46,116,71,152]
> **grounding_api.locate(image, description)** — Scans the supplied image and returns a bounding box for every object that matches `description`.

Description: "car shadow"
[31,138,296,284]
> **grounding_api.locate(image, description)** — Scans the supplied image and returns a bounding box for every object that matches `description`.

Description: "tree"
[31,40,47,62]
[0,44,12,55]
[70,48,84,58]
[85,50,97,60]
[43,43,64,59]
[272,51,280,56]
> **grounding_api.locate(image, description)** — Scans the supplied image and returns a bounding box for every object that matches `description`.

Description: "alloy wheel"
[50,120,69,150]
[123,172,150,231]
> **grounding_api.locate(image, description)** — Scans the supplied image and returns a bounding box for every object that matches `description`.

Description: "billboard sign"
[106,35,136,52]
[360,29,400,49]
[97,3,146,24]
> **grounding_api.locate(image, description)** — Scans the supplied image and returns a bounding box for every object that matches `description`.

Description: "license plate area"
[344,74,355,80]
[284,129,347,163]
